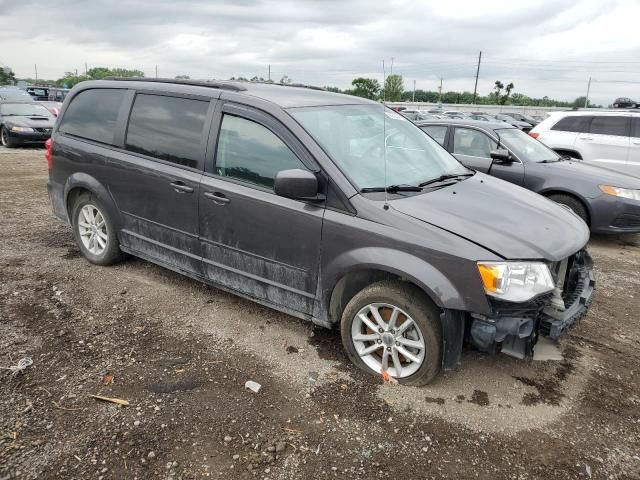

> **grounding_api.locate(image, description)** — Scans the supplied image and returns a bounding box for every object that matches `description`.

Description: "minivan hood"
[390,173,589,262]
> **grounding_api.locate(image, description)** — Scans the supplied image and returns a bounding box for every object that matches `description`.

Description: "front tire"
[340,280,442,386]
[71,193,124,265]
[548,193,589,226]
[1,126,16,148]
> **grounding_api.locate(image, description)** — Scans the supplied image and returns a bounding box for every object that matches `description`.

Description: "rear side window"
[453,128,496,158]
[588,116,630,137]
[126,94,209,169]
[420,126,447,146]
[59,89,126,144]
[215,114,307,189]
[633,118,640,138]
[551,115,591,133]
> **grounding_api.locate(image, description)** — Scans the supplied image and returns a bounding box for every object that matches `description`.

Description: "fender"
[537,187,594,221]
[63,173,123,231]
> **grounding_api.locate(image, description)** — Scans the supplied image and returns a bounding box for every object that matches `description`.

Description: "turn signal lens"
[478,264,500,293]
[599,185,640,201]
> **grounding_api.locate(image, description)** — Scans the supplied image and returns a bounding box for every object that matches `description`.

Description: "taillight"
[45,138,53,171]
[529,132,540,139]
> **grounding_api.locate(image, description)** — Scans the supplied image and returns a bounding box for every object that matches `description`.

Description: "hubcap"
[351,303,426,379]
[77,204,108,255]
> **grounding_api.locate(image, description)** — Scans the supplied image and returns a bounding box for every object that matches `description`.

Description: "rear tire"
[340,280,442,386]
[548,193,589,226]
[71,193,125,266]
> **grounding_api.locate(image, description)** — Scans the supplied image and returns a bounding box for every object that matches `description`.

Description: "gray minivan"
[46,79,595,385]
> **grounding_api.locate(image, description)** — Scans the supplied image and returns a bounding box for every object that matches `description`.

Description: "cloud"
[1,0,639,104]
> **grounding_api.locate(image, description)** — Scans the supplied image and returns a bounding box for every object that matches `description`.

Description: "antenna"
[382,59,388,208]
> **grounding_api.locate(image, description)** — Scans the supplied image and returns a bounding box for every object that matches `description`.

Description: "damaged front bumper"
[468,250,595,358]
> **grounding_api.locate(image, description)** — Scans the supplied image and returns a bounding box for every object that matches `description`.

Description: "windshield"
[1,103,51,116]
[289,104,469,190]
[497,128,559,163]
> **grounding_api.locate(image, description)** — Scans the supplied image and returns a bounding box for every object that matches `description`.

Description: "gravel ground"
[1,146,639,479]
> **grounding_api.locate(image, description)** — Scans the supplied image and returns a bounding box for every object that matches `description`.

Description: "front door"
[451,127,524,185]
[106,92,214,275]
[199,103,324,315]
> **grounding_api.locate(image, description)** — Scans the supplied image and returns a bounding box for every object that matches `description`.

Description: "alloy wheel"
[351,303,426,378]
[77,204,108,256]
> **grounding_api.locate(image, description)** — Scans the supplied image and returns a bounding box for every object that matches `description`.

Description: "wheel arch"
[64,173,123,230]
[538,188,592,226]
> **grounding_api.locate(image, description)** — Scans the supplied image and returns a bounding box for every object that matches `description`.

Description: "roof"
[415,118,516,131]
[547,109,640,117]
[100,77,375,108]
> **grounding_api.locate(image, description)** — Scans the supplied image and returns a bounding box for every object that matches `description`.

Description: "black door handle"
[204,191,230,205]
[170,181,194,194]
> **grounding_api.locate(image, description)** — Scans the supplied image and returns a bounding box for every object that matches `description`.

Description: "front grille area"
[33,127,52,133]
[612,214,640,229]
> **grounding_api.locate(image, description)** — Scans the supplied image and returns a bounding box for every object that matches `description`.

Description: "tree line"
[4,63,589,108]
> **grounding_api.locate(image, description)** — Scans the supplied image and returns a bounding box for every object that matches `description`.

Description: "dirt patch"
[2,149,640,479]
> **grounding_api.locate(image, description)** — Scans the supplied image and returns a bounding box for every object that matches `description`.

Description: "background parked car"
[37,100,63,116]
[491,113,533,132]
[0,87,34,102]
[0,101,55,147]
[48,88,70,102]
[613,97,638,108]
[417,118,640,232]
[529,111,640,177]
[502,112,539,126]
[25,86,50,101]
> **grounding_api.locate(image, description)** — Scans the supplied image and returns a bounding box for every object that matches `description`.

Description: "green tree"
[0,66,17,85]
[175,75,190,79]
[279,75,292,84]
[87,67,144,79]
[572,96,590,108]
[382,74,403,101]
[350,77,380,99]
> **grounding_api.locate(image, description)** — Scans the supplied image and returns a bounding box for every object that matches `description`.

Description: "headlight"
[599,185,640,201]
[10,126,34,133]
[477,262,554,302]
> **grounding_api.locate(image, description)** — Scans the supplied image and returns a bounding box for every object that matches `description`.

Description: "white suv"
[529,111,640,177]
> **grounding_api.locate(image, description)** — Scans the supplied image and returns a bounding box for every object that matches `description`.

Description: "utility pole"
[382,60,386,103]
[85,62,88,75]
[268,64,271,82]
[390,57,394,75]
[584,77,592,108]
[155,65,158,79]
[438,78,443,104]
[34,64,38,84]
[473,51,482,104]
[412,79,416,103]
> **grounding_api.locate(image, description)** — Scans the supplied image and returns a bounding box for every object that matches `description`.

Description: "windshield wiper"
[418,172,474,188]
[360,184,422,193]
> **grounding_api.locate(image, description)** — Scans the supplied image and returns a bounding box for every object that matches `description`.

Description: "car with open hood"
[0,101,56,147]
[46,79,595,385]
[418,118,640,233]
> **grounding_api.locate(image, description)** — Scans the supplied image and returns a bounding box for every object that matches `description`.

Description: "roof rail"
[102,77,247,92]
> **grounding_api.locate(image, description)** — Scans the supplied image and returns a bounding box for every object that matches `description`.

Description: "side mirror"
[490,149,512,163]
[274,169,322,201]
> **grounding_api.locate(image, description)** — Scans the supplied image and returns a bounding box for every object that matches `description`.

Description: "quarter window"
[632,118,640,139]
[551,115,591,133]
[59,88,126,144]
[588,116,630,137]
[420,126,447,146]
[215,114,307,189]
[126,94,209,169]
[453,128,496,158]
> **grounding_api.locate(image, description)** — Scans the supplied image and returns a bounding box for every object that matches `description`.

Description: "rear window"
[551,115,591,133]
[633,118,640,139]
[588,116,630,137]
[125,94,209,169]
[59,89,126,144]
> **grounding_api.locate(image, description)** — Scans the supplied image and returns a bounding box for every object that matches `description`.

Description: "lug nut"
[395,341,400,346]
[377,339,382,344]
[378,328,384,333]
[387,347,391,352]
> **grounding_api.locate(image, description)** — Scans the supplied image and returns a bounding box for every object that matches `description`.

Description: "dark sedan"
[417,119,640,233]
[0,101,56,147]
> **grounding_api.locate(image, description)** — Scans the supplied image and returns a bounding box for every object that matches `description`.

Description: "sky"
[1,0,640,105]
